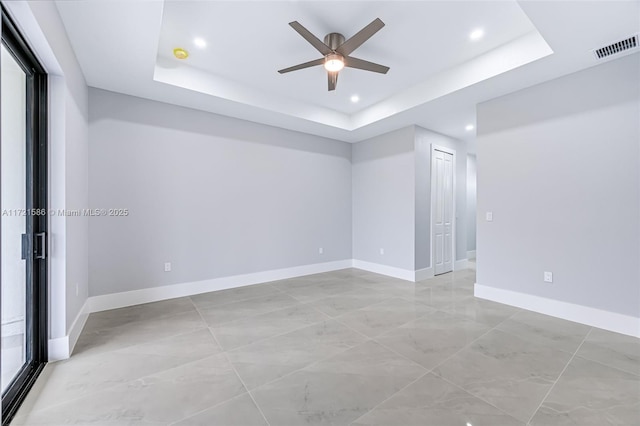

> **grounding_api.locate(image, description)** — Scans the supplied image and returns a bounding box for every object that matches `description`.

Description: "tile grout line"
[330,307,522,425]
[426,305,522,375]
[208,307,334,353]
[211,330,273,426]
[327,273,501,380]
[74,305,208,358]
[189,298,272,426]
[193,293,304,329]
[418,309,539,422]
[348,370,431,425]
[220,315,388,399]
[201,294,447,416]
[330,316,431,374]
[201,282,365,354]
[419,307,597,424]
[204,283,417,361]
[428,320,502,375]
[18,298,222,417]
[194,282,290,308]
[267,280,392,308]
[20,326,221,416]
[237,324,369,392]
[436,374,525,423]
[17,351,229,419]
[234,339,372,424]
[166,394,251,426]
[326,317,439,425]
[26,269,481,423]
[572,351,640,378]
[525,327,594,425]
[188,295,392,424]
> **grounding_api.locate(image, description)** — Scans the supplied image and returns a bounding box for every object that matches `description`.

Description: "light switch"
[486,212,493,222]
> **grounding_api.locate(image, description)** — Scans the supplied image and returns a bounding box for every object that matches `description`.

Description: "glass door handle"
[35,232,46,260]
[20,233,46,260]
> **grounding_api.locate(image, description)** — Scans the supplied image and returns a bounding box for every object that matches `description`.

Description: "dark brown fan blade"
[328,71,338,91]
[336,18,385,56]
[278,58,325,74]
[289,21,332,55]
[344,56,389,74]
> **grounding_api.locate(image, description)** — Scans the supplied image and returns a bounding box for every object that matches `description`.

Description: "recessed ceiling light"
[469,28,484,41]
[465,124,475,131]
[173,47,189,60]
[350,95,360,103]
[193,37,207,48]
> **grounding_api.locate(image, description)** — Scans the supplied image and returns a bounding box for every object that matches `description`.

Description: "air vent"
[593,34,638,59]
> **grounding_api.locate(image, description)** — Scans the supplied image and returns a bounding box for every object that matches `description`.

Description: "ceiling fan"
[278,18,390,91]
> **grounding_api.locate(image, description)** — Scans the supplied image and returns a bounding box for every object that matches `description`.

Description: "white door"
[434,150,454,275]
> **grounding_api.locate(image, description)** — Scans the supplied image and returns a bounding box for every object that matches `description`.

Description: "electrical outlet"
[319,247,323,254]
[486,212,493,222]
[544,271,553,283]
[379,248,385,255]
[164,262,172,272]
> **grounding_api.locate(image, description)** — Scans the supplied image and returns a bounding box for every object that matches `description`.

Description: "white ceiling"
[158,1,536,113]
[55,1,640,146]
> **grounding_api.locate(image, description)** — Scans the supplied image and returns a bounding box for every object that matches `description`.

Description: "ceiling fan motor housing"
[324,33,345,50]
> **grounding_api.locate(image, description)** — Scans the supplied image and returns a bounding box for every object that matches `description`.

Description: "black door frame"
[1,5,48,424]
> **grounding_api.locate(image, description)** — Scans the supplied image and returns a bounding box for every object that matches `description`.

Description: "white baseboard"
[69,310,89,354]
[475,283,640,338]
[454,259,469,271]
[52,259,435,361]
[86,260,352,314]
[352,259,414,282]
[467,250,476,259]
[414,267,434,282]
[48,298,89,361]
[48,336,69,362]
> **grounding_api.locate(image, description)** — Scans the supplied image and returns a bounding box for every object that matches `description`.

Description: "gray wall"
[477,53,640,318]
[415,126,468,270]
[466,155,477,253]
[352,127,416,271]
[88,89,352,296]
[352,125,468,273]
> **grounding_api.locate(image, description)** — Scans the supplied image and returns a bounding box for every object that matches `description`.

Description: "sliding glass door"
[1,6,48,424]
[1,39,28,395]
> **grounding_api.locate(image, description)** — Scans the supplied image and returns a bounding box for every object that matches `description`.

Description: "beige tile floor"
[11,268,640,425]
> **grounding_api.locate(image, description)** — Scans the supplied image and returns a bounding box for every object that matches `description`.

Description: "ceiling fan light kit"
[278,18,390,91]
[324,53,345,72]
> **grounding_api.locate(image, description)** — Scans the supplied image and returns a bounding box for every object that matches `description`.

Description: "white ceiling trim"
[54,0,640,144]
[154,31,552,131]
[154,57,351,129]
[351,31,553,129]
